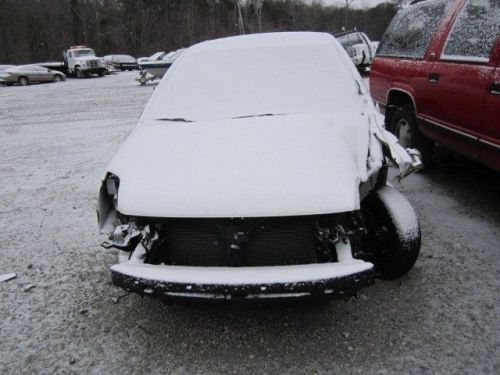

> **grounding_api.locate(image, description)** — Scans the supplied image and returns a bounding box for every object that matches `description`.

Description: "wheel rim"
[395,118,412,147]
[54,75,61,82]
[19,77,27,86]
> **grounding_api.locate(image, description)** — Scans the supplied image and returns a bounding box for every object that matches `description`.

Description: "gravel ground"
[1,72,499,374]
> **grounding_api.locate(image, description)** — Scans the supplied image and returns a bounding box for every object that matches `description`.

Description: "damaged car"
[98,32,422,302]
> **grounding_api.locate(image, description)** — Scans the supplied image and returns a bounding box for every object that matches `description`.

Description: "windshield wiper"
[155,117,193,123]
[232,113,291,119]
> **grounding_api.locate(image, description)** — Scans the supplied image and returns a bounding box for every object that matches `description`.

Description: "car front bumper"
[111,261,374,302]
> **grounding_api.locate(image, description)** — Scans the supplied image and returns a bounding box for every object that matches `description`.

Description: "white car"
[137,51,166,64]
[98,32,422,302]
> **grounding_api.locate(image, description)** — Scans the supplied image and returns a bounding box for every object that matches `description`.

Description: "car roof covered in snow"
[189,31,336,52]
[140,31,365,123]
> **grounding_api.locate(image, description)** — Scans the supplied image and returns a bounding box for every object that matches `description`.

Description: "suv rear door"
[370,0,453,114]
[421,0,499,161]
[480,37,500,170]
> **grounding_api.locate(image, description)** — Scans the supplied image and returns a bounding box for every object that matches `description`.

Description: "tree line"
[0,0,399,64]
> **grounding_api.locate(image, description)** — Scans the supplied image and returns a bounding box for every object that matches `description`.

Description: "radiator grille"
[159,217,317,267]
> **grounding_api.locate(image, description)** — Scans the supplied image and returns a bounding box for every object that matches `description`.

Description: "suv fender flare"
[385,88,418,126]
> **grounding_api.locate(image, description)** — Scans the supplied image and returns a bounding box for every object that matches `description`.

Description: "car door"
[26,65,42,82]
[420,0,498,161]
[480,37,500,170]
[37,66,52,82]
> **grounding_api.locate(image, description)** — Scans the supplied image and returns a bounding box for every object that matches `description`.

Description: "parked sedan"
[0,64,66,86]
[0,64,16,71]
[98,32,422,303]
[102,55,138,71]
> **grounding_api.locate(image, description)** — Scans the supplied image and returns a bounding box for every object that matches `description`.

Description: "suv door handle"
[490,82,500,95]
[428,72,440,83]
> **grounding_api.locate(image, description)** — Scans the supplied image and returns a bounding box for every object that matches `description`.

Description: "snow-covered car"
[98,32,422,302]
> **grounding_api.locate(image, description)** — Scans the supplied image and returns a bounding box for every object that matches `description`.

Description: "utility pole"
[344,0,356,29]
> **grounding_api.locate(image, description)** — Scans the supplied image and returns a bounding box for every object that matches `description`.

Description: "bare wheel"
[18,76,29,86]
[389,104,434,166]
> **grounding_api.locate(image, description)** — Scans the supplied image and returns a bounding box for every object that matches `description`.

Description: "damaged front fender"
[371,113,423,180]
[97,173,120,233]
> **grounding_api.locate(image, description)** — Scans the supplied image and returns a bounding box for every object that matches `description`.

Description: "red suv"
[370,0,499,170]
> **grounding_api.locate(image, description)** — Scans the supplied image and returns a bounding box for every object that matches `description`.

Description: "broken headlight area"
[101,213,383,301]
[97,173,123,233]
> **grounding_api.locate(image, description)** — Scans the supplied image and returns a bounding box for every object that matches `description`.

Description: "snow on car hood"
[103,33,416,218]
[108,113,370,218]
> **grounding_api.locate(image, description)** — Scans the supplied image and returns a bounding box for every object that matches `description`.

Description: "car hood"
[107,113,371,218]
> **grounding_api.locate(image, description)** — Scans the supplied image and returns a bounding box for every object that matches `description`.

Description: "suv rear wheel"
[390,104,434,166]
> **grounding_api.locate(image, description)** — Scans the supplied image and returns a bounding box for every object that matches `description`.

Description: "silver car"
[0,64,66,86]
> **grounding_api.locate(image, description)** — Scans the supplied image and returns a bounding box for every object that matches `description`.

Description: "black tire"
[98,70,105,77]
[75,67,84,79]
[389,104,434,166]
[54,74,63,82]
[18,76,29,86]
[362,185,421,280]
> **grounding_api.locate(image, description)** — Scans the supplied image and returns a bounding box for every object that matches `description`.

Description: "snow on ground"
[0,72,499,374]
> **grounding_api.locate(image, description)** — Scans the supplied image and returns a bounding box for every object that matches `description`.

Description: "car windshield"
[115,55,135,62]
[11,65,38,72]
[338,33,364,48]
[150,52,166,60]
[74,49,95,57]
[141,33,363,122]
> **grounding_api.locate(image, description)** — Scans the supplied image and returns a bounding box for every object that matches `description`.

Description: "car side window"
[442,0,499,63]
[377,0,450,59]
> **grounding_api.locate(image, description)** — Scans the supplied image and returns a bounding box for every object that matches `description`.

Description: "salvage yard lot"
[1,73,499,373]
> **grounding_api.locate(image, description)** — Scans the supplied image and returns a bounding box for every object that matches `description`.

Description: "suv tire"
[390,105,434,166]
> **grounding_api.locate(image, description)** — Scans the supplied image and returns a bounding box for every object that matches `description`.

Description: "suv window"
[377,0,450,59]
[442,0,499,63]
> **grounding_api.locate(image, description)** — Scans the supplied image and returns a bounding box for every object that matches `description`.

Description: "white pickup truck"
[62,46,106,78]
[336,31,379,72]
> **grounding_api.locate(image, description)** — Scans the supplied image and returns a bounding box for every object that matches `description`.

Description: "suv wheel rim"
[396,119,412,148]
